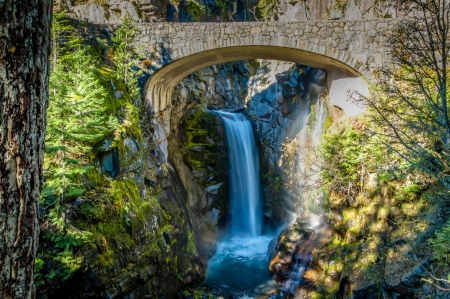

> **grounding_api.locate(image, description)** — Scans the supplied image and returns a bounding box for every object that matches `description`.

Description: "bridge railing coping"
[135,17,409,27]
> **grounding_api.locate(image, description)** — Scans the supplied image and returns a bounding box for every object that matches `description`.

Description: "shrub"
[429,221,450,266]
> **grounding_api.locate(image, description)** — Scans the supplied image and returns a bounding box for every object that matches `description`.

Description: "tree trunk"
[0,1,51,298]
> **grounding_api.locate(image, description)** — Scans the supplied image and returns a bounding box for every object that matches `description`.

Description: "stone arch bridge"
[135,19,399,113]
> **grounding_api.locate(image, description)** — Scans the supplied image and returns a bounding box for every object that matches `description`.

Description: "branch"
[420,264,450,291]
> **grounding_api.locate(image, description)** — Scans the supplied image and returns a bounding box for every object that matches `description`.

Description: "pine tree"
[40,12,113,281]
[110,13,141,98]
[39,12,145,284]
[44,12,110,205]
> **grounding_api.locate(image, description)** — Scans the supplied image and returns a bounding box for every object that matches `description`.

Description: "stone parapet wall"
[136,19,397,77]
[134,18,402,113]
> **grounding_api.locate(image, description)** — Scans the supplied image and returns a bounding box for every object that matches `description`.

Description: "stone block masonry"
[135,19,402,113]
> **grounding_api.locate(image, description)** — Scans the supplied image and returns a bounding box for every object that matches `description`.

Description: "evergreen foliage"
[183,0,236,21]
[109,13,141,97]
[45,12,111,204]
[430,220,450,266]
[42,11,108,281]
[185,0,206,21]
[319,118,392,202]
[39,11,144,284]
[257,0,280,20]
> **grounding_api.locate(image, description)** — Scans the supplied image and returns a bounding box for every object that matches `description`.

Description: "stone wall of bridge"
[134,18,400,113]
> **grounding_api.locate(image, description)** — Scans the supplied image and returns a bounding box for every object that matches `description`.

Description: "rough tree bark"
[0,0,51,298]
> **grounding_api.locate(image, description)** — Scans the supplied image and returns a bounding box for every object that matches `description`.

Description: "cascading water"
[219,111,262,237]
[279,69,328,297]
[205,65,329,298]
[304,70,327,214]
[205,111,276,296]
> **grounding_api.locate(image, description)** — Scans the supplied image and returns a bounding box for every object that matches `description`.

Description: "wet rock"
[114,90,124,99]
[199,67,214,77]
[383,260,431,298]
[352,284,379,299]
[401,259,430,287]
[204,182,223,195]
[153,123,167,143]
[124,137,139,158]
[73,4,109,24]
[248,100,274,119]
[99,149,119,178]
[189,145,206,152]
[98,139,113,152]
[192,168,209,182]
[154,140,168,165]
[289,67,300,87]
[139,265,157,281]
[281,101,291,116]
[336,275,351,299]
[181,87,189,98]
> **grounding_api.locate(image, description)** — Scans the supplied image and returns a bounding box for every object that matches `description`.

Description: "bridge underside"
[144,45,360,113]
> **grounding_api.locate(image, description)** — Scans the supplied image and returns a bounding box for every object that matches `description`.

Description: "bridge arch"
[137,20,396,113]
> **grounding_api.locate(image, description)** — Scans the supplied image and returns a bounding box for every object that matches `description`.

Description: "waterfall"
[294,69,327,216]
[278,70,328,297]
[205,67,329,298]
[206,111,274,296]
[310,70,327,147]
[216,111,262,237]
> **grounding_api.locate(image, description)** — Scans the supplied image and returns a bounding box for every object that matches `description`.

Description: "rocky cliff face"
[37,55,260,298]
[161,60,261,240]
[56,0,400,24]
[242,61,328,227]
[278,0,399,22]
[55,0,168,24]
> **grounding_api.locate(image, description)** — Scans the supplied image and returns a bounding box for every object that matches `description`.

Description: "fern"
[54,250,84,281]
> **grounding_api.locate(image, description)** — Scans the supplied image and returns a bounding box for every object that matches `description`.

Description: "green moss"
[111,178,141,206]
[184,108,219,149]
[96,65,143,161]
[186,231,197,258]
[308,105,316,128]
[247,59,261,76]
[185,0,205,21]
[324,115,333,131]
[85,168,104,187]
[398,183,420,201]
[37,15,171,292]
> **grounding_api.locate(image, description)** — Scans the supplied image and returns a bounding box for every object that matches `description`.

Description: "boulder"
[204,182,224,195]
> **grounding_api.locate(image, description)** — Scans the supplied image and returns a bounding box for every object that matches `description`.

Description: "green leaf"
[65,188,86,198]
[45,145,68,153]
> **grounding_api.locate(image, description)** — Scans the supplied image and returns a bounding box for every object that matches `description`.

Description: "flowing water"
[205,69,328,298]
[205,236,276,294]
[216,111,262,237]
[279,70,328,297]
[206,111,275,296]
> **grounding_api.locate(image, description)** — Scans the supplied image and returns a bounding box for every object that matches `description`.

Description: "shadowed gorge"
[6,1,447,299]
